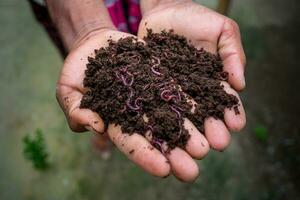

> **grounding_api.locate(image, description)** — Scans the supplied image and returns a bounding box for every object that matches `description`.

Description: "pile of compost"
[80,30,239,152]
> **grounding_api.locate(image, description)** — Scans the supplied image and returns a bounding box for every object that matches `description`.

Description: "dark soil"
[80,30,239,152]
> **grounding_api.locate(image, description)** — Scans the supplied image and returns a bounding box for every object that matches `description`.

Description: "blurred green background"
[0,0,299,199]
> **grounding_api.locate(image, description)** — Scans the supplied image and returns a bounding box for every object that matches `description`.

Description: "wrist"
[140,0,191,15]
[69,23,115,51]
[46,0,115,51]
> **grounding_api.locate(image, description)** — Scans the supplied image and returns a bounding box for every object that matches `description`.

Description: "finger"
[218,19,246,91]
[108,124,171,177]
[56,84,104,133]
[184,118,210,159]
[221,82,246,132]
[166,147,199,182]
[91,133,111,151]
[204,117,231,151]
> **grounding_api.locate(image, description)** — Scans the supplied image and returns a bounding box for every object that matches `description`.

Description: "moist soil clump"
[80,30,239,152]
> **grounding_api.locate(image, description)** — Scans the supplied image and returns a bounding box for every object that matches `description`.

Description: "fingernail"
[162,174,170,179]
[241,76,246,88]
[85,125,99,134]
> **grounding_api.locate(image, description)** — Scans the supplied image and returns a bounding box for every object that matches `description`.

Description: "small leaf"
[254,125,268,141]
[22,128,50,171]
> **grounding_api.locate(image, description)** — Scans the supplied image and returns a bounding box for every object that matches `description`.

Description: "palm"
[56,30,172,179]
[140,2,222,51]
[139,1,246,90]
[56,3,246,181]
[56,30,130,132]
[137,1,246,181]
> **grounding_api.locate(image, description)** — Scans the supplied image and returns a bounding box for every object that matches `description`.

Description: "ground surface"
[0,0,299,199]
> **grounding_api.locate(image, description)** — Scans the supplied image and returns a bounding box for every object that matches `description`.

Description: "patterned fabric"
[32,0,142,34]
[105,0,142,34]
[28,0,142,57]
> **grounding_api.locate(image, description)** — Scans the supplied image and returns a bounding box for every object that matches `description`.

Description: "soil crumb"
[80,29,239,152]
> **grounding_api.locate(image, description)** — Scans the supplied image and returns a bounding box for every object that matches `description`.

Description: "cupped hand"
[56,28,217,182]
[137,0,246,181]
[56,29,172,179]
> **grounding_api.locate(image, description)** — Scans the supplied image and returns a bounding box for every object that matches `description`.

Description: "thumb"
[218,18,246,91]
[56,84,105,133]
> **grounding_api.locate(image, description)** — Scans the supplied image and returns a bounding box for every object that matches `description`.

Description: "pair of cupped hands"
[56,1,246,182]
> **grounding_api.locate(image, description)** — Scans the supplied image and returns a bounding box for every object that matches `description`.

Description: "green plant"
[254,125,268,142]
[23,128,50,170]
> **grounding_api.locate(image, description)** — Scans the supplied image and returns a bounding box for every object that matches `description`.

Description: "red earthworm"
[170,105,181,118]
[176,106,184,112]
[152,138,166,155]
[175,127,182,142]
[134,97,143,107]
[161,93,177,102]
[130,55,141,65]
[121,74,134,86]
[177,91,182,101]
[120,75,127,85]
[151,66,162,76]
[126,71,133,77]
[125,90,140,111]
[150,56,162,76]
[132,71,140,75]
[143,84,150,90]
[126,100,140,111]
[128,90,134,98]
[161,90,179,102]
[160,90,171,98]
[151,56,160,66]
[163,52,169,59]
[115,71,121,80]
[127,76,134,86]
[126,71,134,86]
[159,85,171,91]
[157,79,175,88]
[147,125,154,132]
[120,66,128,73]
[168,95,179,102]
[157,82,166,88]
[120,105,126,113]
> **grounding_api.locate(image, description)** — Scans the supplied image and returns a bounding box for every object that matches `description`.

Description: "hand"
[56,29,172,179]
[56,28,213,182]
[138,0,246,181]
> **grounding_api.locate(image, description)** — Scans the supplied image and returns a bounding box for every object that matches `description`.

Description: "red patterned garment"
[28,0,142,56]
[105,0,142,34]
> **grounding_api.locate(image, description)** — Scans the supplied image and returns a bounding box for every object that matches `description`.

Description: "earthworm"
[175,127,182,142]
[121,74,134,86]
[130,55,141,65]
[143,84,150,90]
[160,90,178,102]
[157,79,175,88]
[160,90,171,98]
[126,100,140,111]
[134,97,143,107]
[129,90,134,98]
[147,125,154,132]
[151,56,161,66]
[126,71,133,77]
[177,90,182,101]
[125,90,140,111]
[120,105,126,113]
[151,66,162,76]
[120,66,128,73]
[152,138,166,155]
[170,105,182,118]
[176,106,184,112]
[150,56,162,76]
[115,71,121,80]
[124,89,139,111]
